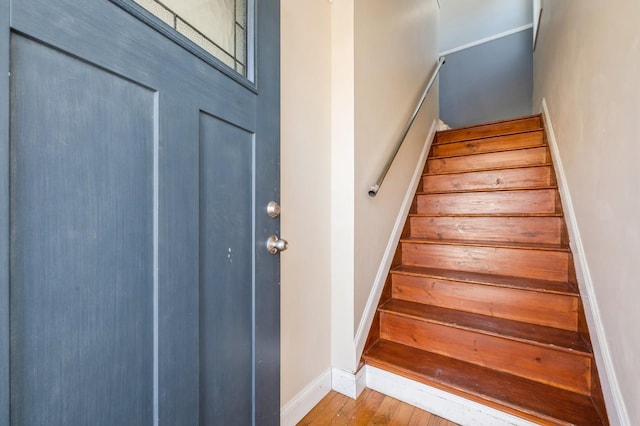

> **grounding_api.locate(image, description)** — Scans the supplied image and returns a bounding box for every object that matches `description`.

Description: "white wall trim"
[540,98,630,426]
[366,366,536,426]
[331,366,366,399]
[280,368,332,426]
[440,24,533,57]
[353,118,438,361]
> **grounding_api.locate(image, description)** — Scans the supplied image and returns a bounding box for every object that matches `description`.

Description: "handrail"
[368,56,446,197]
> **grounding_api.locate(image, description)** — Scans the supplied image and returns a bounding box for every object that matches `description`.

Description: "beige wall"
[353,0,439,338]
[280,0,333,406]
[281,0,440,407]
[533,1,639,423]
[330,0,357,371]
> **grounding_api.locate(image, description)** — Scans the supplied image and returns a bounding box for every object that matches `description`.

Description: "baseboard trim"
[540,98,630,426]
[331,366,366,399]
[354,118,437,362]
[280,368,332,426]
[365,366,536,426]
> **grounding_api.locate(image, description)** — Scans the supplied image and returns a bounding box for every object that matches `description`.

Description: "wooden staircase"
[362,115,609,425]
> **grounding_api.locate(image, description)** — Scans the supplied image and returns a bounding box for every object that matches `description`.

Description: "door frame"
[1,0,10,423]
[250,0,281,421]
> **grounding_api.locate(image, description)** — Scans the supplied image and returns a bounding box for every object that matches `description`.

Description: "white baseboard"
[365,366,535,426]
[331,366,366,399]
[280,369,332,426]
[354,118,438,361]
[540,98,630,426]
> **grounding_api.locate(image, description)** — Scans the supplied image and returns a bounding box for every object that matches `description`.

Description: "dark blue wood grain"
[254,0,281,423]
[5,0,281,424]
[10,35,155,425]
[199,113,254,425]
[158,97,200,426]
[11,0,256,133]
[0,0,10,423]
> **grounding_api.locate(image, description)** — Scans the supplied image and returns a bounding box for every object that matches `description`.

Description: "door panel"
[10,34,155,425]
[2,0,280,424]
[157,98,201,425]
[199,113,254,424]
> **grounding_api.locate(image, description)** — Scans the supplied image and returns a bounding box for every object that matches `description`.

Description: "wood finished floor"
[297,389,459,425]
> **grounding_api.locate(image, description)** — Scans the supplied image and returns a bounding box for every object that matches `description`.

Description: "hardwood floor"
[297,389,459,425]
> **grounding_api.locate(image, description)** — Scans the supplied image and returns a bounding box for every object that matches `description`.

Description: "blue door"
[0,0,281,424]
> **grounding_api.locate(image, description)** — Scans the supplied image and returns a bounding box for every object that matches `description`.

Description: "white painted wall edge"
[331,366,366,399]
[280,368,331,426]
[353,118,438,361]
[366,366,536,426]
[540,98,630,426]
[440,24,533,57]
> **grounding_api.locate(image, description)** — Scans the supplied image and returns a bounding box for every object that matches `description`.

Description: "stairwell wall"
[330,0,441,373]
[281,0,333,411]
[533,1,638,424]
[353,0,439,354]
[439,0,532,52]
[281,2,441,416]
[438,0,533,128]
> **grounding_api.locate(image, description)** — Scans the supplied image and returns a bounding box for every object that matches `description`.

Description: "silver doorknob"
[267,235,288,254]
[267,201,281,218]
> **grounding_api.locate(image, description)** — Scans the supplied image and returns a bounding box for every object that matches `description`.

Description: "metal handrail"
[368,56,446,197]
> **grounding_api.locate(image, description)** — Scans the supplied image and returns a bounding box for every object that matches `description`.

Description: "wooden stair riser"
[416,189,559,215]
[401,242,569,282]
[362,357,565,426]
[379,313,592,395]
[409,216,564,245]
[428,147,550,174]
[391,273,578,330]
[431,131,543,158]
[436,117,542,144]
[422,166,554,193]
[363,341,605,426]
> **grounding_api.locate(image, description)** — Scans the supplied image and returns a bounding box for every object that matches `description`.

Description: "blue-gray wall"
[439,0,533,52]
[439,29,533,128]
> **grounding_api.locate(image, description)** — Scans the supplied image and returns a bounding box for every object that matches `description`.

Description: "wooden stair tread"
[423,163,552,177]
[427,147,550,174]
[410,212,564,218]
[418,185,557,195]
[422,165,555,193]
[408,215,564,246]
[391,265,578,295]
[364,340,604,426]
[430,136,545,160]
[379,299,589,353]
[433,127,544,146]
[400,237,569,252]
[401,238,570,282]
[416,188,560,216]
[436,115,542,145]
[424,161,553,176]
